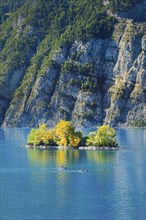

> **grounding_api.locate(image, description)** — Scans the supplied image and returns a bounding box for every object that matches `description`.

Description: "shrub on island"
[28,120,82,147]
[27,122,118,149]
[86,125,118,147]
[28,124,57,146]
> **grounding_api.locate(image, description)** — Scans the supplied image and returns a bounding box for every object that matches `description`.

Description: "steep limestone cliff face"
[2,21,146,127]
[105,23,146,126]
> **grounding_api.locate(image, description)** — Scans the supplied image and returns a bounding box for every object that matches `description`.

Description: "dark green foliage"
[0,0,114,89]
[129,120,146,127]
[61,61,93,76]
[0,0,26,24]
[81,77,97,92]
[1,0,140,81]
[81,136,88,146]
[109,0,143,13]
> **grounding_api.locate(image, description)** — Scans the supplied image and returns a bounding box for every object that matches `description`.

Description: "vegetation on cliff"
[0,0,145,128]
[0,0,114,126]
[1,0,142,85]
[0,0,26,24]
[108,0,143,13]
[0,0,115,77]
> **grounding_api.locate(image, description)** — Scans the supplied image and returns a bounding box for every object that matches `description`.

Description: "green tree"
[86,125,118,147]
[27,124,57,146]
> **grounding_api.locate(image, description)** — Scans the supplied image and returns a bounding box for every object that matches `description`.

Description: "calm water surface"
[0,128,146,220]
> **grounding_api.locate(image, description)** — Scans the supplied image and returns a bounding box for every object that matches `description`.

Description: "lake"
[0,128,146,220]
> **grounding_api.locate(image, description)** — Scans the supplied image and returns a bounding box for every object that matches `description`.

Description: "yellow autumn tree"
[28,121,82,147]
[55,120,82,147]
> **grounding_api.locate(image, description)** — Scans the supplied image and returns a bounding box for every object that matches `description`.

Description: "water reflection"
[86,150,116,164]
[27,148,117,166]
[1,128,145,220]
[27,149,53,165]
[27,149,80,166]
[55,150,79,166]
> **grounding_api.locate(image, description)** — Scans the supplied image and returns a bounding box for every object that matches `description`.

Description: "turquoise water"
[0,128,146,220]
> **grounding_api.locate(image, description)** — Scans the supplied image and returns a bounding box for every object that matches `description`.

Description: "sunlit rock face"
[0,2,146,128]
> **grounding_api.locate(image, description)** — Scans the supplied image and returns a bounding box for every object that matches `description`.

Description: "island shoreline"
[23,144,120,150]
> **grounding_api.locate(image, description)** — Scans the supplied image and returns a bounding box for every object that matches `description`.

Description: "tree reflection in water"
[27,149,80,166]
[86,150,116,164]
[27,148,117,167]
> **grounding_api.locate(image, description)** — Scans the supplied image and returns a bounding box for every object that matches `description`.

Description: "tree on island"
[28,120,82,147]
[86,125,118,147]
[55,120,82,147]
[28,124,57,146]
[27,122,118,148]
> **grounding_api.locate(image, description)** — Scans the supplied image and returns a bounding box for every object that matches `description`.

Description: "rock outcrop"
[0,1,146,128]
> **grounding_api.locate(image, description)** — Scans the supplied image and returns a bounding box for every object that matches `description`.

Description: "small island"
[25,120,119,150]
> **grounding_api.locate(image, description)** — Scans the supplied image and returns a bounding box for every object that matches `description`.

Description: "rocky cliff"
[0,0,146,128]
